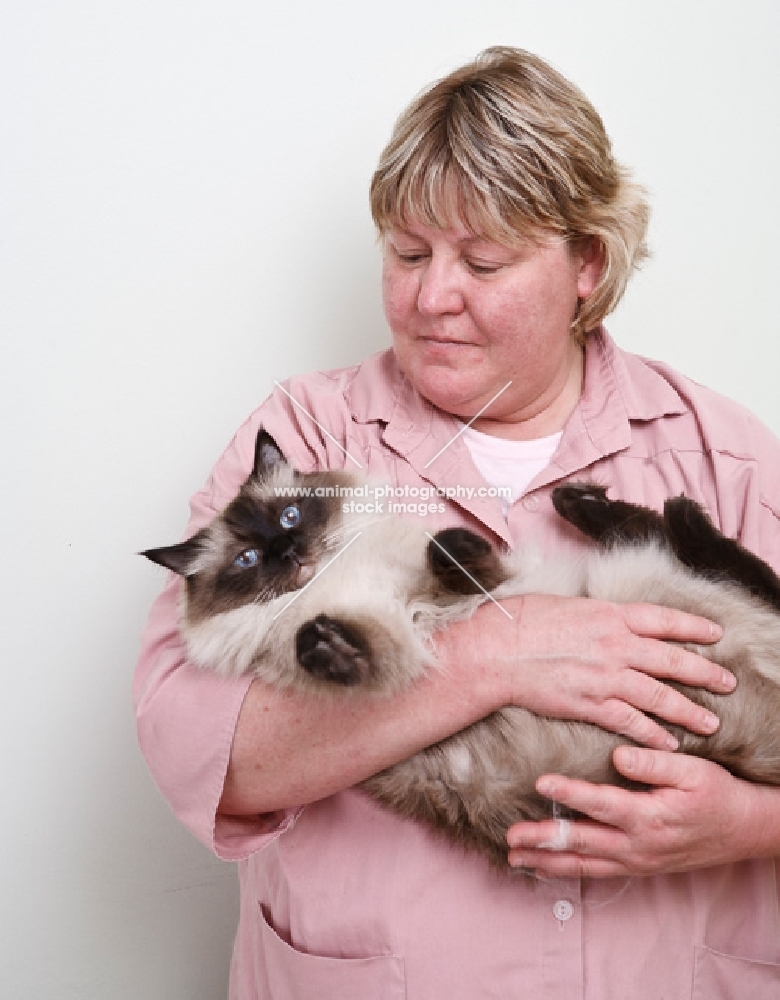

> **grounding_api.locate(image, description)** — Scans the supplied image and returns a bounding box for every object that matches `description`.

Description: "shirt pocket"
[256,905,406,1000]
[693,944,780,999]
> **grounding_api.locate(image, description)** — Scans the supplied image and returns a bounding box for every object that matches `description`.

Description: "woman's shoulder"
[206,349,402,492]
[612,341,780,521]
[609,336,780,465]
[279,348,403,418]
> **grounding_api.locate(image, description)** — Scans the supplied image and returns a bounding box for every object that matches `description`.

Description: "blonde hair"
[370,47,649,339]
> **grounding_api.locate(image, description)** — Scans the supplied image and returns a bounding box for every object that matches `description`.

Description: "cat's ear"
[141,536,204,576]
[253,429,287,479]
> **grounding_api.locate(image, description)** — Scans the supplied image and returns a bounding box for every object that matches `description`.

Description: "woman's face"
[382,220,602,439]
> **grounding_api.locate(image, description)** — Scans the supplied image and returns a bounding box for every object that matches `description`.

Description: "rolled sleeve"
[133,380,356,858]
[134,409,289,858]
[135,572,301,859]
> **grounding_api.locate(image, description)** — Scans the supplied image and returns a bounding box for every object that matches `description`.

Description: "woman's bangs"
[384,157,521,244]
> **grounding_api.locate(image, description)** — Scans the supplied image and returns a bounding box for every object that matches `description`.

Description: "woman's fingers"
[622,602,722,646]
[496,595,735,745]
[505,769,649,874]
[624,605,733,694]
[613,667,722,738]
[506,777,635,876]
[505,751,758,877]
[574,640,728,744]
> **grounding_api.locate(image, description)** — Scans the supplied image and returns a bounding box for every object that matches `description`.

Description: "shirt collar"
[343,330,687,540]
[527,328,687,492]
[345,350,512,540]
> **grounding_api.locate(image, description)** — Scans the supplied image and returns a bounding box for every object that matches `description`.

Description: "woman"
[135,47,780,998]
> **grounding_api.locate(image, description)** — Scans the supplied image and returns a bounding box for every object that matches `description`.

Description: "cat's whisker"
[272,531,365,621]
[322,519,383,551]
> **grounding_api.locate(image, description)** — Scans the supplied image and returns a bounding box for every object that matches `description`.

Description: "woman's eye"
[466,259,503,275]
[280,505,301,530]
[233,548,260,569]
[389,243,428,266]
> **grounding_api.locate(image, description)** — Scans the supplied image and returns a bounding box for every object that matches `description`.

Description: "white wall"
[1,1,778,996]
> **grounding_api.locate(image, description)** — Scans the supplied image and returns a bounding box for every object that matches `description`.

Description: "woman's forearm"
[219,594,730,817]
[743,781,780,859]
[219,630,507,816]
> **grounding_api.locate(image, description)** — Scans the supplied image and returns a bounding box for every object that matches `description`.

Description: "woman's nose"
[416,259,464,316]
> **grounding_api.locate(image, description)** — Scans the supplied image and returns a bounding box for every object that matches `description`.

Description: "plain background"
[2,1,778,997]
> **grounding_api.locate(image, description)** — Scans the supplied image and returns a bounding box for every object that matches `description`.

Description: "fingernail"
[664,733,680,751]
[621,747,638,773]
[721,669,737,691]
[702,711,720,733]
[536,778,556,796]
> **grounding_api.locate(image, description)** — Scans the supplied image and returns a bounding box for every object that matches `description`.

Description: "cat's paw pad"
[295,614,371,686]
[551,482,609,516]
[427,528,505,594]
[554,484,668,546]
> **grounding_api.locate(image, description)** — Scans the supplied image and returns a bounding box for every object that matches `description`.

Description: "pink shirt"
[135,330,780,999]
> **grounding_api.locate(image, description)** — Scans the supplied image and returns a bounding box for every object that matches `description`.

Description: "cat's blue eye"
[233,548,260,569]
[280,505,301,530]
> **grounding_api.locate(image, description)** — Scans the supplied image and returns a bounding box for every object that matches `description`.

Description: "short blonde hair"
[370,47,649,339]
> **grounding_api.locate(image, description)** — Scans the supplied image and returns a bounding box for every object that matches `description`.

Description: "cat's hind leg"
[552,484,780,609]
[427,528,508,595]
[664,496,780,610]
[552,483,670,546]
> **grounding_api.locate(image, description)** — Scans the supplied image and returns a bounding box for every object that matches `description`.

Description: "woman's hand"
[436,592,734,751]
[505,747,780,876]
[514,593,734,747]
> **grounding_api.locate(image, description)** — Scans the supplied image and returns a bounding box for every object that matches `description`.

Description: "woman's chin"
[394,345,509,417]
[408,370,499,419]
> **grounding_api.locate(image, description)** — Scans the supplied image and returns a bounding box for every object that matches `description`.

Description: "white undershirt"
[460,424,562,516]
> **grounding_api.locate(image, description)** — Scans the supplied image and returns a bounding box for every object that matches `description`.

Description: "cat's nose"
[268,535,296,561]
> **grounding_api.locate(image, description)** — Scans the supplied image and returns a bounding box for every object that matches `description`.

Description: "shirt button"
[522,494,539,511]
[553,899,575,922]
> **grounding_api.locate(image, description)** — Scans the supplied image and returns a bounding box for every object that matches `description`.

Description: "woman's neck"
[468,342,584,441]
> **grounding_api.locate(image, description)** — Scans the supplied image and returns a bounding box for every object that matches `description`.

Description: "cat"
[143,429,780,867]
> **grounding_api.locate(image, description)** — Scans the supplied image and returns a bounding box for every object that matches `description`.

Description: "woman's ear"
[575,237,605,301]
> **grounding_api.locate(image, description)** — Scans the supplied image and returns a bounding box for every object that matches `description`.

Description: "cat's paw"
[295,614,371,686]
[427,528,505,594]
[663,495,715,539]
[551,482,609,520]
[552,483,666,545]
[664,495,780,609]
